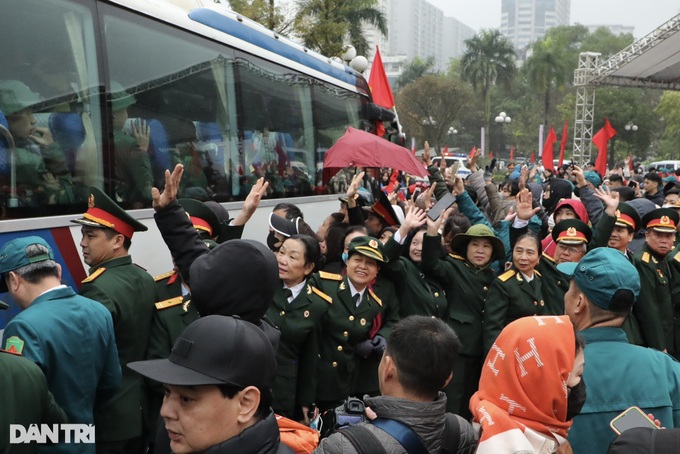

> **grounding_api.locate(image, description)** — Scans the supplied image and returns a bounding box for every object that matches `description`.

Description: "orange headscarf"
[470,315,576,453]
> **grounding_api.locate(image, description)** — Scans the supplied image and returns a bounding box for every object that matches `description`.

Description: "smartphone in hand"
[427,192,456,221]
[610,406,658,435]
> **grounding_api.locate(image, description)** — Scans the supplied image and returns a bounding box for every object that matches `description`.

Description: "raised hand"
[152,164,184,211]
[346,171,365,208]
[515,188,540,221]
[131,119,151,152]
[593,185,620,216]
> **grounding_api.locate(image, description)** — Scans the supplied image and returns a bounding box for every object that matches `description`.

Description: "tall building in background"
[501,0,570,51]
[364,0,475,78]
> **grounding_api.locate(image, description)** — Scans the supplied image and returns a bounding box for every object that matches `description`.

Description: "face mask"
[341,252,349,264]
[566,378,586,421]
[267,231,281,252]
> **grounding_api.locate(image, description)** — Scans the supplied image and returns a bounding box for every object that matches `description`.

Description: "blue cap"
[0,237,54,293]
[557,248,640,310]
[584,171,602,188]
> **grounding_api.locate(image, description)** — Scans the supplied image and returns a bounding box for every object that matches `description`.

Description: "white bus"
[0,0,386,327]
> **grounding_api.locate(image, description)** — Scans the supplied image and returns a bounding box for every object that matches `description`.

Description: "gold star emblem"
[369,239,378,249]
[566,227,577,237]
[661,215,671,225]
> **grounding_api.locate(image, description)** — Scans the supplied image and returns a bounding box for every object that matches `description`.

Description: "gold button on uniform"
[337,346,343,351]
[332,362,338,367]
[360,318,366,326]
[434,292,439,297]
[540,300,545,307]
[280,310,285,316]
[533,301,538,306]
[483,286,488,291]
[349,315,354,321]
[343,331,349,337]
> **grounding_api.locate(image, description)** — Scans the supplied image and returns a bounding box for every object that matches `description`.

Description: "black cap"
[179,198,221,239]
[190,240,278,323]
[269,213,300,237]
[551,219,592,245]
[71,187,147,238]
[128,315,276,389]
[363,193,401,226]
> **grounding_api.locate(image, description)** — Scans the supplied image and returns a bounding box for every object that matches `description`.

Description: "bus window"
[234,53,316,199]
[101,4,238,205]
[0,0,102,218]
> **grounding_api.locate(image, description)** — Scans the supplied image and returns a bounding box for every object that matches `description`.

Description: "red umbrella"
[323,127,427,178]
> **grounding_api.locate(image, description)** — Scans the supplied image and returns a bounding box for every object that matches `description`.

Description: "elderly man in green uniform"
[633,208,680,357]
[73,186,157,454]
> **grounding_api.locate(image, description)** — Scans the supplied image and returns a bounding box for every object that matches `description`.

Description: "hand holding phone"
[610,406,658,435]
[427,192,456,221]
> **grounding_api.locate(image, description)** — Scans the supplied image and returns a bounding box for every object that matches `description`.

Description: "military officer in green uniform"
[73,186,157,454]
[538,219,592,315]
[421,218,504,419]
[632,208,679,356]
[266,235,332,420]
[314,236,395,411]
[483,231,545,353]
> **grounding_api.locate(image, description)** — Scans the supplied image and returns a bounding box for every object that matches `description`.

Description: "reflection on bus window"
[1,0,101,218]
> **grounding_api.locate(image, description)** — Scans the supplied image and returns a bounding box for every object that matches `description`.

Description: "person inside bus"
[0,79,75,206]
[109,81,153,209]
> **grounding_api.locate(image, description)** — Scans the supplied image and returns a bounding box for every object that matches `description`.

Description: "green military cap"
[551,219,592,245]
[641,207,679,233]
[0,236,54,293]
[347,235,388,263]
[449,224,505,262]
[109,81,136,112]
[0,80,42,115]
[614,202,641,232]
[179,199,221,239]
[71,186,147,238]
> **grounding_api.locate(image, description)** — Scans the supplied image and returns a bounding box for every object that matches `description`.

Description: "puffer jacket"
[314,393,476,454]
[205,411,294,454]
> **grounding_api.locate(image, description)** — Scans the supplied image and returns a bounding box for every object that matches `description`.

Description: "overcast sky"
[426,0,680,38]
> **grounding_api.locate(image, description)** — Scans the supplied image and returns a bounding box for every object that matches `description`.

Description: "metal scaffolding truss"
[571,13,680,165]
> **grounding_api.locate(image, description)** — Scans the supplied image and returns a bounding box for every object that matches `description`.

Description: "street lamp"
[448,127,458,148]
[495,112,512,157]
[625,121,638,158]
[341,45,369,73]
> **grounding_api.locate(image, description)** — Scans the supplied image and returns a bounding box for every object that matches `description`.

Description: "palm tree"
[524,37,570,125]
[461,29,516,154]
[395,56,437,91]
[294,0,387,58]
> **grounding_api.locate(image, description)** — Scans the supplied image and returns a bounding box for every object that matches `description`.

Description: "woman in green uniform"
[314,236,394,411]
[267,234,331,422]
[483,231,544,354]
[420,209,505,418]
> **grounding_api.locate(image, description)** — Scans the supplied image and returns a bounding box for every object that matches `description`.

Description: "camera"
[320,397,367,438]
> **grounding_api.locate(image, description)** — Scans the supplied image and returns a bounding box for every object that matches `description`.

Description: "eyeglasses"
[556,244,584,254]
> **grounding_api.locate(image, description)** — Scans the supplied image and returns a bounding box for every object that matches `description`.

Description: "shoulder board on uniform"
[642,252,650,263]
[155,296,184,310]
[310,286,332,304]
[82,267,106,283]
[368,289,382,307]
[673,251,680,263]
[542,253,555,263]
[154,270,176,282]
[498,269,516,282]
[534,269,542,277]
[448,253,465,261]
[318,271,343,281]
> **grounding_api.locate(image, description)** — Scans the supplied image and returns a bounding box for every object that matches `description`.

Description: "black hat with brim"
[551,219,592,245]
[363,193,401,227]
[128,315,276,390]
[269,213,300,237]
[614,202,641,232]
[71,186,147,238]
[179,198,221,239]
[642,207,680,233]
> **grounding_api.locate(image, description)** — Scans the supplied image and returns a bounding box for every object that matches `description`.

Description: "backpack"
[338,413,469,454]
[276,414,319,454]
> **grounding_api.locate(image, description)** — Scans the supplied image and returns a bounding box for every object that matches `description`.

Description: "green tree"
[395,56,437,91]
[655,91,680,160]
[579,27,635,59]
[396,75,474,152]
[294,0,387,57]
[461,29,516,155]
[229,0,293,33]
[524,37,571,125]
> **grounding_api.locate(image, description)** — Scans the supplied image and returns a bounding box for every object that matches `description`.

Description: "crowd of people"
[3,142,680,454]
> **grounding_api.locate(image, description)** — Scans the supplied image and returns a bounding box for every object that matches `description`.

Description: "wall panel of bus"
[0,0,370,327]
